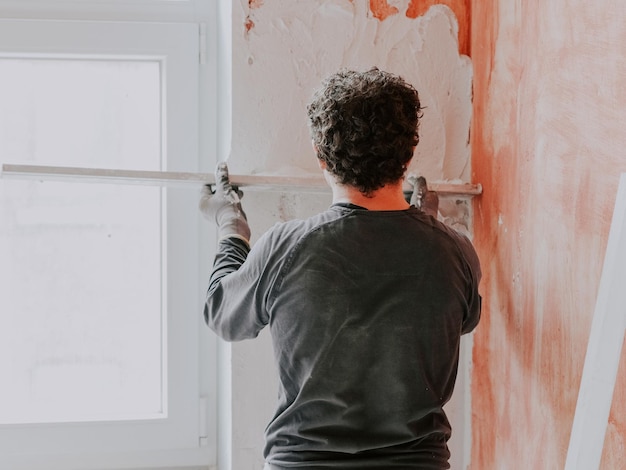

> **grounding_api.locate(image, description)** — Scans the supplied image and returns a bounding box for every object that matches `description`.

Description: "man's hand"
[407,175,439,218]
[199,162,251,244]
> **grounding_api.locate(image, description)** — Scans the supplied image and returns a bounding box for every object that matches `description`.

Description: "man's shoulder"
[426,216,481,279]
[267,206,348,237]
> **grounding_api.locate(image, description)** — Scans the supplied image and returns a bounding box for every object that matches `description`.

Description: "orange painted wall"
[368,0,471,55]
[469,0,626,468]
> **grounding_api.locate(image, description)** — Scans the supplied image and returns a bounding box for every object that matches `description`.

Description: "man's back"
[206,203,481,469]
[202,67,482,469]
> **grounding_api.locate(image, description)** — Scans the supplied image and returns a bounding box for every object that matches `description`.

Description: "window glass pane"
[0,58,164,424]
[1,58,160,170]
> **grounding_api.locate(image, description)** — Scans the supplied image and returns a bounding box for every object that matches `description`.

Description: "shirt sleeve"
[457,234,482,334]
[203,235,272,341]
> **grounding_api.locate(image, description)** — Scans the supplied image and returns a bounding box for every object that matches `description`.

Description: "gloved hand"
[407,174,439,218]
[199,162,251,244]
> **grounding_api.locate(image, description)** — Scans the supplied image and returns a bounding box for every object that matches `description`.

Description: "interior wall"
[470,0,626,468]
[224,1,476,469]
[229,0,472,184]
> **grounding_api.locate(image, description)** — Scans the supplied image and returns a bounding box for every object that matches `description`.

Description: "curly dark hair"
[307,67,423,196]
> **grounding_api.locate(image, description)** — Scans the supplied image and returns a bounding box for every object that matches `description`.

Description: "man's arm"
[204,237,249,324]
[407,174,481,333]
[207,238,249,296]
[199,163,269,341]
[458,234,482,334]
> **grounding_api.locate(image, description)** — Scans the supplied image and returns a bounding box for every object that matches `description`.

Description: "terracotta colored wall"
[369,0,471,55]
[470,0,626,468]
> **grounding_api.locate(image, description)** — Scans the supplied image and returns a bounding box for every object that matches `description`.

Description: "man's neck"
[325,171,409,211]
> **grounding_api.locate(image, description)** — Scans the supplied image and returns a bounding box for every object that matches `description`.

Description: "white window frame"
[0,3,218,469]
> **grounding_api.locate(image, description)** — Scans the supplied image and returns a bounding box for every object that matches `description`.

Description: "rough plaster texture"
[225,2,477,469]
[230,0,472,185]
[470,0,626,468]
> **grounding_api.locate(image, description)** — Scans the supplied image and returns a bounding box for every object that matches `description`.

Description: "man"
[200,68,481,469]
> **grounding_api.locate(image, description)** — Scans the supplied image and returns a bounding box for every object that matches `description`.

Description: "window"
[0,9,216,470]
[0,58,164,425]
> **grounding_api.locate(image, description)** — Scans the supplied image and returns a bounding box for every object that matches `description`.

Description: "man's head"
[307,67,423,196]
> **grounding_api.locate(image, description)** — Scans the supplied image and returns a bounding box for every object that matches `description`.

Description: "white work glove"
[407,174,439,218]
[199,162,251,244]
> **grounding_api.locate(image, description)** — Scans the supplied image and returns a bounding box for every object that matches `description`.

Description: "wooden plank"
[565,173,626,470]
[1,163,482,196]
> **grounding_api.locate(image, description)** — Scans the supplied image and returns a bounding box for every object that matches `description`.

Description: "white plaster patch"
[230,0,473,183]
